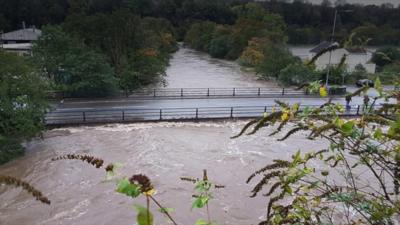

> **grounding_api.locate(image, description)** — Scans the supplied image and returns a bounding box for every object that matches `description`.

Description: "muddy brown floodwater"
[163,46,277,88]
[0,122,326,225]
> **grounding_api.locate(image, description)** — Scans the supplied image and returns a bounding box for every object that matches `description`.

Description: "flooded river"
[0,47,326,225]
[0,122,325,225]
[164,46,277,88]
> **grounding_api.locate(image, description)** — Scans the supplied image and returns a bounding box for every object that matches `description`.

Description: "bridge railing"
[47,87,311,99]
[46,104,366,126]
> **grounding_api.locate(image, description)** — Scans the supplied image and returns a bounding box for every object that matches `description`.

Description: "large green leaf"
[192,196,209,209]
[116,178,141,198]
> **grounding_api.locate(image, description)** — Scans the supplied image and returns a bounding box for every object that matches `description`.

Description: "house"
[309,41,376,73]
[0,24,41,56]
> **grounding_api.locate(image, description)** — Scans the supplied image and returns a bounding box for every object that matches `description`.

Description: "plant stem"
[206,202,211,225]
[149,195,178,225]
[146,195,150,225]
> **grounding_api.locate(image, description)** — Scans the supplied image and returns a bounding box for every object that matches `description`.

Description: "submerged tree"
[233,83,400,224]
[0,51,49,164]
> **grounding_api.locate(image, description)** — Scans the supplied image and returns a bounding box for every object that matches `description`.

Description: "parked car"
[356,79,374,87]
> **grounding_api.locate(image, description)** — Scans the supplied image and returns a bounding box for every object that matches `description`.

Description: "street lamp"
[325,9,353,87]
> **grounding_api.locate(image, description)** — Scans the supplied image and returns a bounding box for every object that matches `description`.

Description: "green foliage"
[233,87,400,224]
[182,170,224,225]
[256,45,298,80]
[372,46,400,69]
[135,205,154,225]
[116,179,141,198]
[33,25,118,97]
[0,138,24,165]
[183,2,286,61]
[63,10,177,93]
[0,51,48,164]
[208,35,232,58]
[185,21,217,52]
[277,63,318,86]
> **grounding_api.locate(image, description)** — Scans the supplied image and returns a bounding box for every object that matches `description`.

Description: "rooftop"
[1,28,41,41]
[309,41,340,54]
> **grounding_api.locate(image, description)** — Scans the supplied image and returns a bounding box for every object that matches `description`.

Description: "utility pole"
[325,9,353,87]
[325,9,338,87]
[0,30,3,49]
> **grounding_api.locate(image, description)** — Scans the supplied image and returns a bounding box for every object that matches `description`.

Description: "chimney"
[22,21,26,30]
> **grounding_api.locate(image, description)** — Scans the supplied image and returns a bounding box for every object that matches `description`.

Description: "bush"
[184,21,217,51]
[208,35,232,58]
[256,45,298,80]
[0,138,24,165]
[0,51,48,164]
[278,63,318,86]
[372,46,400,69]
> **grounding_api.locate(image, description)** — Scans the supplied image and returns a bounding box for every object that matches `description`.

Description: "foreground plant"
[181,170,225,225]
[116,174,178,225]
[233,82,400,224]
[52,154,177,225]
[0,175,50,205]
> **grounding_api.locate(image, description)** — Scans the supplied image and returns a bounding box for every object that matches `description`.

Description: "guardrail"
[46,104,367,126]
[47,87,312,99]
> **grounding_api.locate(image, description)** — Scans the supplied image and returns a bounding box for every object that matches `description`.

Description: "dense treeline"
[33,9,178,97]
[1,0,400,45]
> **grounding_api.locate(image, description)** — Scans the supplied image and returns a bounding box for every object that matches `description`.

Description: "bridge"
[46,86,385,126]
[46,104,367,126]
[49,87,316,100]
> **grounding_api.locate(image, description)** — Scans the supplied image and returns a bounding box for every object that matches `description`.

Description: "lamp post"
[325,9,353,87]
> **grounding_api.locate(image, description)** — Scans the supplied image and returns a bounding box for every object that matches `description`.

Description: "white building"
[309,41,376,73]
[0,26,41,56]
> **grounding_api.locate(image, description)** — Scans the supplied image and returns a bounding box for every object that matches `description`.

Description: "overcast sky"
[309,0,400,6]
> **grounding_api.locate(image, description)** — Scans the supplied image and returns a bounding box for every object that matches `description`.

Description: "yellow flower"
[319,86,328,97]
[144,188,156,196]
[263,112,269,118]
[281,108,290,121]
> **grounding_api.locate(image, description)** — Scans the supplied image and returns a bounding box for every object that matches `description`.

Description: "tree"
[256,45,299,80]
[0,51,48,164]
[372,46,400,69]
[33,25,118,97]
[184,21,217,51]
[234,84,400,224]
[278,63,318,86]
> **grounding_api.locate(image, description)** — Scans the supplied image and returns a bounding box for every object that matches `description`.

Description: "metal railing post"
[195,108,199,119]
[181,88,183,97]
[264,106,267,112]
[258,88,260,96]
[282,88,285,95]
[207,88,210,97]
[230,107,234,118]
[159,109,162,120]
[153,89,156,97]
[122,110,125,121]
[233,88,236,96]
[356,105,360,115]
[83,112,86,122]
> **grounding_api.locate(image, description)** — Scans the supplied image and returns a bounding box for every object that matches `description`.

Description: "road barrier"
[46,104,368,126]
[47,87,313,99]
